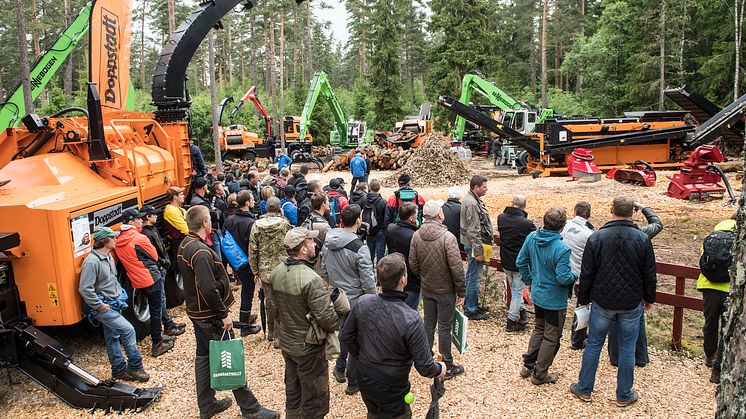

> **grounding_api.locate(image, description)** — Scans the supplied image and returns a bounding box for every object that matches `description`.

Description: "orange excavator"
[0,0,301,411]
[217,86,275,162]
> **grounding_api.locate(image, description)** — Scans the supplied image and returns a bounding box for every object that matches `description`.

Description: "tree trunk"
[554,0,561,90]
[264,22,271,98]
[141,0,147,90]
[279,11,286,152]
[227,17,233,86]
[715,141,746,417]
[540,0,548,108]
[209,30,222,169]
[16,0,33,114]
[268,13,279,137]
[292,5,298,98]
[31,0,40,58]
[734,0,745,100]
[306,0,313,79]
[250,10,257,88]
[659,0,666,111]
[63,0,73,96]
[167,0,175,35]
[576,0,584,94]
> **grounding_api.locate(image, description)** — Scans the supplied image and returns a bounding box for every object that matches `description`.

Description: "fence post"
[670,276,685,351]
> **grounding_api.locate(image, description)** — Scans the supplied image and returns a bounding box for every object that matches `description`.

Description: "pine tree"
[368,0,403,130]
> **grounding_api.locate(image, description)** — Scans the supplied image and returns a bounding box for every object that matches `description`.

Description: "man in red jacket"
[114,208,174,357]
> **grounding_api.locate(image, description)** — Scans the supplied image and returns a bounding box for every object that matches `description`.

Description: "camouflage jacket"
[249,213,292,283]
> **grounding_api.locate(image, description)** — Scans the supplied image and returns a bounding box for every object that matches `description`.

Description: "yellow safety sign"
[48,283,59,307]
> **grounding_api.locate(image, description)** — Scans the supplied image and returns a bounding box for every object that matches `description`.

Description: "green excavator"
[0,2,135,132]
[297,70,373,149]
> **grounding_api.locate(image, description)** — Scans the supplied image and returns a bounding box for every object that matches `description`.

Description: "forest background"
[3,0,746,159]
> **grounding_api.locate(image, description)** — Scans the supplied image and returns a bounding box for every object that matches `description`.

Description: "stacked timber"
[322,144,415,172]
[385,134,471,187]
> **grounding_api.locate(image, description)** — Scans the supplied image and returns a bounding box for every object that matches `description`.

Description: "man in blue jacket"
[273,149,293,170]
[516,207,576,386]
[349,150,367,194]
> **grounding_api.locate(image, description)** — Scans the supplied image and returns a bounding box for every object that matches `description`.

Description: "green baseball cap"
[93,226,119,242]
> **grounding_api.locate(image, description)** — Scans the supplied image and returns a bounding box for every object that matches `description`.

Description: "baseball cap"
[398,172,412,186]
[193,177,208,189]
[266,197,281,213]
[139,205,157,217]
[121,208,142,223]
[93,226,119,242]
[329,178,341,189]
[166,186,184,198]
[283,227,319,249]
[269,167,279,175]
[422,200,444,218]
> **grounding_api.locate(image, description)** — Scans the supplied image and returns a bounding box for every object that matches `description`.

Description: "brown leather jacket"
[409,220,466,298]
[177,233,235,320]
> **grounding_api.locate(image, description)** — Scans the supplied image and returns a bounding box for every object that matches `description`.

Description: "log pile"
[384,134,471,187]
[221,158,270,174]
[321,144,415,172]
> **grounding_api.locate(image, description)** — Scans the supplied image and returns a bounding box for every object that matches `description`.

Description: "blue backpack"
[221,230,249,270]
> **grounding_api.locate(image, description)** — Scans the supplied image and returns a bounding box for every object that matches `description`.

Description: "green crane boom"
[0,2,93,131]
[452,74,554,140]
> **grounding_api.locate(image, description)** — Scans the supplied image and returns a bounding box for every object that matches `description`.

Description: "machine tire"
[164,267,185,308]
[290,150,301,161]
[516,150,529,168]
[118,271,151,341]
[241,151,257,163]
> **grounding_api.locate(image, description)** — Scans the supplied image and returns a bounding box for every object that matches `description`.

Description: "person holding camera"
[321,204,376,396]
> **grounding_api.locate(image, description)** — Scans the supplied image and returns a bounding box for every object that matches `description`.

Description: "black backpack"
[362,198,380,234]
[699,230,734,283]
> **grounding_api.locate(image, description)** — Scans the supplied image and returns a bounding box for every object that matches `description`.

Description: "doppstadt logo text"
[220,350,232,369]
[102,11,119,104]
[93,204,123,230]
[30,57,58,90]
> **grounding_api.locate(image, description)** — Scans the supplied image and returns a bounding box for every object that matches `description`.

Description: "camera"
[357,221,370,239]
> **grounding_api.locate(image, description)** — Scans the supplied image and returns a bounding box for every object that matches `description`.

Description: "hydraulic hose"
[50,107,89,119]
[709,164,736,206]
[632,160,656,180]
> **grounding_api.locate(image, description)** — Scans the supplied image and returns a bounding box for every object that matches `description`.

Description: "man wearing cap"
[271,227,342,418]
[273,149,293,171]
[191,177,223,259]
[321,204,375,394]
[383,172,426,229]
[178,206,278,419]
[164,186,188,274]
[326,178,349,228]
[339,254,446,418]
[409,200,466,379]
[79,227,150,382]
[140,205,186,337]
[249,197,292,344]
[114,208,174,357]
[350,150,367,194]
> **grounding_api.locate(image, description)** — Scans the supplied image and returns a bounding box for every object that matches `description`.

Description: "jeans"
[237,266,256,323]
[701,289,728,359]
[95,308,143,375]
[284,350,330,418]
[423,291,456,366]
[577,302,642,400]
[157,268,174,328]
[335,314,358,386]
[404,288,421,311]
[366,231,386,265]
[463,246,483,316]
[522,305,566,378]
[140,282,164,346]
[210,230,222,261]
[607,313,649,365]
[505,269,525,321]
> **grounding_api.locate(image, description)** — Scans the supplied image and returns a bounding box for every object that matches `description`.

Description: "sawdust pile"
[385,134,471,187]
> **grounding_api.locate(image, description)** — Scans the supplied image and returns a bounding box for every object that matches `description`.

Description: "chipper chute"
[566,148,602,182]
[606,160,657,187]
[666,144,735,204]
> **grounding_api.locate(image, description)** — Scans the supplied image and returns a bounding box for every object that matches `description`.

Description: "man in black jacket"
[288,165,309,202]
[570,196,656,408]
[140,206,186,337]
[364,179,387,264]
[223,191,262,337]
[339,253,445,418]
[442,187,463,251]
[385,202,420,310]
[178,205,278,419]
[497,195,536,332]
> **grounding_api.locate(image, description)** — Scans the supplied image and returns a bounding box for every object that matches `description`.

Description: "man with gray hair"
[442,186,463,251]
[571,196,656,407]
[409,200,466,379]
[498,195,536,331]
[517,207,576,385]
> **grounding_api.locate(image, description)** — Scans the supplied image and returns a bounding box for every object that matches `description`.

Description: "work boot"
[519,309,529,325]
[241,325,262,337]
[444,364,465,380]
[164,324,186,336]
[242,405,279,419]
[152,340,174,357]
[200,397,232,419]
[345,384,359,395]
[569,383,592,402]
[120,368,150,383]
[710,369,721,384]
[613,390,639,408]
[162,334,177,343]
[333,368,347,383]
[506,319,527,332]
[531,373,558,386]
[520,366,533,379]
[467,311,490,321]
[705,356,714,368]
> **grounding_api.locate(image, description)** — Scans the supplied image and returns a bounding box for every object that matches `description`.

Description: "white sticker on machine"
[71,214,92,257]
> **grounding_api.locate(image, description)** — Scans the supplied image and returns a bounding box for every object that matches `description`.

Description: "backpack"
[361,198,380,233]
[221,230,249,270]
[394,188,421,223]
[699,230,734,283]
[328,194,342,227]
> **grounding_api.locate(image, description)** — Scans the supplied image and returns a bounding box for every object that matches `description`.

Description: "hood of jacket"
[714,219,737,232]
[324,228,359,250]
[534,228,562,247]
[366,192,383,204]
[255,213,289,233]
[350,190,367,203]
[115,226,139,248]
[419,220,448,241]
[503,206,528,218]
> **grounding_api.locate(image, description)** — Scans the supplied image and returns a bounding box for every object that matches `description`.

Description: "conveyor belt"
[664,85,744,146]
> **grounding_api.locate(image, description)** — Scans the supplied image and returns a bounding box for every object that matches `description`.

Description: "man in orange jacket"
[114,208,175,357]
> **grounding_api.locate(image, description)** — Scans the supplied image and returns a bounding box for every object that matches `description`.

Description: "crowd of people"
[77,149,735,418]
